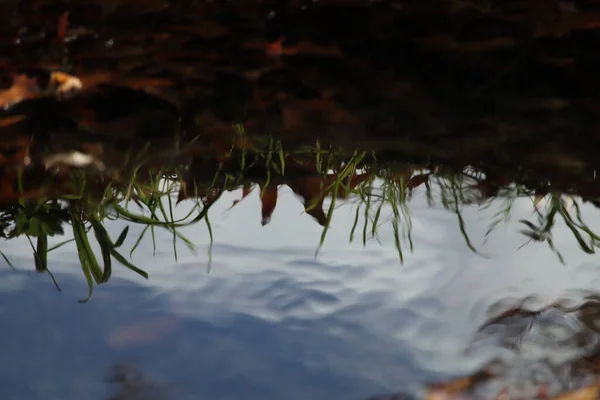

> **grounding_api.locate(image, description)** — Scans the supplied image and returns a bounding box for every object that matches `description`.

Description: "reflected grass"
[0,161,212,301]
[2,134,600,298]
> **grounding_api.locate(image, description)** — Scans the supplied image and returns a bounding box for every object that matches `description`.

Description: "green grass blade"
[114,226,129,248]
[109,249,149,279]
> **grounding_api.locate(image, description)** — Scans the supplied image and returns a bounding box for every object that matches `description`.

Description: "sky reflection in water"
[2,185,600,399]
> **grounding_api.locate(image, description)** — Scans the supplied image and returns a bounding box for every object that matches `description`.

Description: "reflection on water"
[5,168,600,399]
[3,0,600,399]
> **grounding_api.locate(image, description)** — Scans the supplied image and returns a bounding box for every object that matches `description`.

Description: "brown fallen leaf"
[0,167,75,204]
[390,168,414,189]
[77,71,175,99]
[0,74,42,108]
[407,173,431,195]
[0,115,26,128]
[260,185,278,226]
[288,172,371,226]
[243,36,285,57]
[534,190,547,208]
[305,199,328,226]
[280,97,361,132]
[426,369,495,399]
[231,184,255,208]
[553,383,600,400]
[0,69,83,108]
[47,71,83,99]
[0,135,31,167]
[177,182,221,206]
[56,11,69,44]
[243,36,344,58]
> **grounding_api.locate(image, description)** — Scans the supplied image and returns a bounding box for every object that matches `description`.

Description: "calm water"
[2,183,600,399]
[3,1,600,398]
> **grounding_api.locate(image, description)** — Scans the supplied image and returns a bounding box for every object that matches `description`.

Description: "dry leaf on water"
[260,185,278,226]
[534,190,547,208]
[426,370,495,399]
[552,383,600,400]
[0,71,82,108]
[0,135,31,167]
[177,184,221,206]
[47,71,83,99]
[56,11,69,44]
[231,184,255,208]
[287,172,371,226]
[407,173,431,195]
[0,115,26,128]
[0,74,43,108]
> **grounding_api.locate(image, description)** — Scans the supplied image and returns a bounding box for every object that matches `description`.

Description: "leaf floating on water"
[260,185,278,226]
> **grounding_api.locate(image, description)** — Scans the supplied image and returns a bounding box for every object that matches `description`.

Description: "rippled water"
[2,184,600,399]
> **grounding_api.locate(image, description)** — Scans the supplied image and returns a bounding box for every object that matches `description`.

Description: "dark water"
[2,1,600,399]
